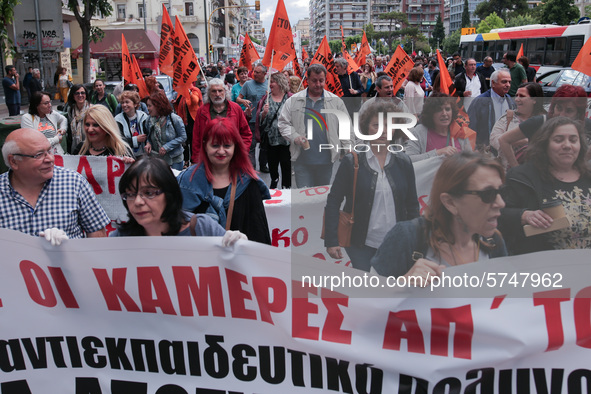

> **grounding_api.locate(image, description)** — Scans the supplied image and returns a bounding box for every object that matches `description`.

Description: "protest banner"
[310,36,343,96]
[158,4,175,77]
[383,46,414,94]
[0,228,589,392]
[355,32,371,67]
[262,0,296,72]
[172,16,202,98]
[239,33,260,71]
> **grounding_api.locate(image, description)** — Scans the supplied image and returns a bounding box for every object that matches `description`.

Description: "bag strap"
[225,174,237,231]
[411,217,429,262]
[350,152,359,220]
[190,214,198,236]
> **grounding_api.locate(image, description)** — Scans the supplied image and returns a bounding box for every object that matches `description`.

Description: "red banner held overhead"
[310,36,343,96]
[355,31,371,67]
[131,54,150,98]
[262,0,296,71]
[172,16,202,97]
[121,34,134,84]
[383,45,414,94]
[159,4,175,77]
[302,47,309,61]
[239,33,260,70]
[436,49,455,95]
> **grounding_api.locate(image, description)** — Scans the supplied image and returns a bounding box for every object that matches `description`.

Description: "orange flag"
[159,4,175,77]
[262,0,296,71]
[383,46,414,94]
[121,34,134,84]
[310,36,343,96]
[571,36,591,76]
[131,55,150,98]
[436,49,454,95]
[239,33,260,70]
[516,44,524,60]
[172,16,202,97]
[450,107,477,150]
[355,31,370,67]
[302,47,309,61]
[292,58,303,79]
[340,25,358,72]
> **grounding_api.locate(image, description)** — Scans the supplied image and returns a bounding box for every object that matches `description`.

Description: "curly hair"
[425,151,505,253]
[79,105,132,156]
[118,91,141,109]
[270,72,289,94]
[420,92,459,130]
[526,116,590,181]
[147,90,173,116]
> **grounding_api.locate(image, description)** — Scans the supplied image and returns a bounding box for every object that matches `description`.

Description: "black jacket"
[324,151,420,248]
[453,72,488,97]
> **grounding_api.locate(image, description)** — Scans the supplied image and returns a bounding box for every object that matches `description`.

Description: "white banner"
[0,229,589,392]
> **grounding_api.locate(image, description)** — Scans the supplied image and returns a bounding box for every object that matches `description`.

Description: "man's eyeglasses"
[13,149,53,160]
[121,189,164,201]
[74,92,86,96]
[458,186,506,204]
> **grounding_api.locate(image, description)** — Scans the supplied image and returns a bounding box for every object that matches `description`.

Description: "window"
[185,2,194,16]
[117,4,126,20]
[138,4,145,18]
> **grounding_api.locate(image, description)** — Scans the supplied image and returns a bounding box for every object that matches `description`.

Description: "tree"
[540,0,580,25]
[474,0,528,21]
[476,12,505,33]
[329,39,341,54]
[66,0,113,83]
[378,11,408,50]
[462,0,471,28]
[431,14,445,49]
[505,12,540,27]
[585,4,591,17]
[0,0,21,58]
[443,28,461,54]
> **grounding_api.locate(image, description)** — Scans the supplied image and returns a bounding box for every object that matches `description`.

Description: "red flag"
[239,33,260,70]
[340,25,347,53]
[383,46,414,94]
[302,47,309,61]
[310,36,343,96]
[293,58,303,80]
[262,0,296,71]
[436,49,454,95]
[159,5,175,77]
[121,34,134,84]
[355,31,370,67]
[131,55,149,98]
[571,37,591,76]
[516,44,524,60]
[450,107,477,150]
[340,25,358,72]
[172,16,202,97]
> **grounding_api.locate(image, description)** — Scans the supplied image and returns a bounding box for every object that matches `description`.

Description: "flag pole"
[297,74,307,91]
[266,50,274,105]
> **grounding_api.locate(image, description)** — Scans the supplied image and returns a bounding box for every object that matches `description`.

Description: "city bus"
[459,22,591,75]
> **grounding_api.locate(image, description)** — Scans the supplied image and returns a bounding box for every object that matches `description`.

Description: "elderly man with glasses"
[0,128,110,244]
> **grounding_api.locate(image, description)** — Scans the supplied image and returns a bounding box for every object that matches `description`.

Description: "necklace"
[448,239,480,266]
[90,145,107,152]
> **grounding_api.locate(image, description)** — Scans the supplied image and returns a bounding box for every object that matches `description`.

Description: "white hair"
[204,78,231,104]
[2,140,21,169]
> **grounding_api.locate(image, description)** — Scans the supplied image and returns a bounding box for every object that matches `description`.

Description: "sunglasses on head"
[457,185,506,203]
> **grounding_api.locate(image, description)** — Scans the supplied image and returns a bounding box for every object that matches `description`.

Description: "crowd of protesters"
[1,49,590,283]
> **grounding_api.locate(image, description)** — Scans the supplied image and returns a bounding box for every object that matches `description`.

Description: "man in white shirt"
[453,58,487,111]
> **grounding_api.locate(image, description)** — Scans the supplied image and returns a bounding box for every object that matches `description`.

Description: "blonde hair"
[79,105,132,157]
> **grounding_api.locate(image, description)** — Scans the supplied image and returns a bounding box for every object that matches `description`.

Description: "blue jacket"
[324,151,420,248]
[467,89,515,146]
[177,164,271,228]
[148,113,187,161]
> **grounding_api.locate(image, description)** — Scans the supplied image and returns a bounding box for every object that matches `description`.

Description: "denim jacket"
[324,151,420,248]
[148,113,186,161]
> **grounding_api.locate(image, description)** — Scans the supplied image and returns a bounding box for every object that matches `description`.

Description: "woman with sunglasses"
[111,156,246,246]
[499,116,591,255]
[371,152,507,282]
[65,84,90,153]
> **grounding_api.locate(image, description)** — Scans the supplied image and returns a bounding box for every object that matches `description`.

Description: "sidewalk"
[0,98,64,119]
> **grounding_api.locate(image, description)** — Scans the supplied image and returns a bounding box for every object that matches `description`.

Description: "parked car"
[155,75,178,103]
[537,68,591,97]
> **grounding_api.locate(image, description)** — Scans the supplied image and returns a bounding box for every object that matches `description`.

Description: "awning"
[73,29,160,59]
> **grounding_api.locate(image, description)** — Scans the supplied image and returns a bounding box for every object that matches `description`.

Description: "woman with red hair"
[177,117,271,244]
[499,84,590,167]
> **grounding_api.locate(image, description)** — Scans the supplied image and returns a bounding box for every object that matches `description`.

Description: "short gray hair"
[306,63,327,78]
[204,78,231,104]
[490,69,510,84]
[375,74,392,88]
[253,63,267,73]
[2,140,21,168]
[334,58,348,68]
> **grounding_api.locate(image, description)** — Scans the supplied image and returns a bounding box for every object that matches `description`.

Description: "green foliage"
[462,0,471,28]
[251,37,262,45]
[505,12,540,27]
[0,0,21,58]
[430,14,445,49]
[443,29,461,54]
[585,4,591,17]
[301,39,309,46]
[476,12,505,33]
[540,0,580,25]
[474,0,529,21]
[329,39,341,54]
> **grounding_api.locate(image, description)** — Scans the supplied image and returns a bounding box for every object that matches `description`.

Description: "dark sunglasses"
[458,185,506,204]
